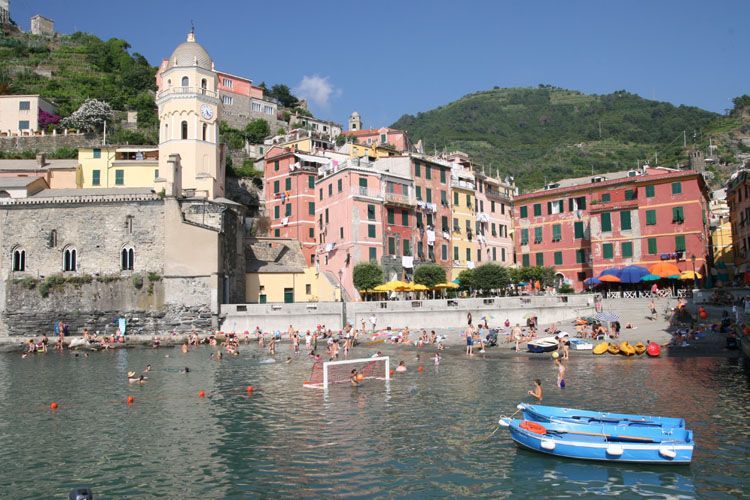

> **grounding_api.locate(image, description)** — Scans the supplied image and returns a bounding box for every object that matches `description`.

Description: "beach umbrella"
[452,278,461,284]
[679,271,702,280]
[434,282,458,289]
[594,311,620,334]
[411,283,429,292]
[373,284,389,292]
[583,277,601,286]
[619,265,649,284]
[640,274,661,282]
[598,267,622,278]
[649,262,681,278]
[517,281,528,286]
[666,275,681,280]
[599,275,621,283]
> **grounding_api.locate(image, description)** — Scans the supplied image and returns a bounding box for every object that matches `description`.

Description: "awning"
[116,147,159,153]
[295,153,330,164]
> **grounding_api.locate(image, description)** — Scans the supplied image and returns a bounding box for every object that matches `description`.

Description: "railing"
[383,192,416,206]
[351,186,383,200]
[451,179,475,190]
[157,86,219,99]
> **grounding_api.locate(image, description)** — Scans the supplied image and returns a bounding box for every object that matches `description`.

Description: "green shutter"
[576,249,586,264]
[601,193,611,202]
[648,237,657,255]
[522,254,530,267]
[625,189,635,201]
[603,243,613,259]
[534,227,543,243]
[359,177,368,188]
[536,252,544,266]
[308,175,315,188]
[574,221,584,239]
[601,212,612,232]
[554,251,563,265]
[440,168,446,183]
[645,185,655,198]
[285,203,292,217]
[620,210,632,230]
[115,170,124,185]
[552,224,561,241]
[387,208,394,224]
[671,182,682,194]
[520,206,528,219]
[274,205,279,218]
[414,161,420,177]
[416,186,422,200]
[646,210,657,225]
[92,170,100,186]
[675,235,686,252]
[367,204,375,220]
[425,164,431,179]
[672,207,684,223]
[533,203,542,216]
[403,240,411,256]
[368,225,376,238]
[369,247,377,262]
[454,246,459,260]
[426,188,432,203]
[308,202,315,215]
[285,178,291,190]
[622,241,633,258]
[388,237,395,255]
[402,211,409,226]
[273,180,279,194]
[521,228,529,245]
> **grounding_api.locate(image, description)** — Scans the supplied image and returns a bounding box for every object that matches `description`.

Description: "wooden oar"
[546,429,656,442]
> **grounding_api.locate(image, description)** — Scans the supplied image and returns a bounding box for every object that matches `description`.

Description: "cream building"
[0,95,57,135]
[155,31,224,199]
[77,145,159,189]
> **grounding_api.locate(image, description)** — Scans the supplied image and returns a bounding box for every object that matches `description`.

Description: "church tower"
[155,31,224,199]
[348,111,361,132]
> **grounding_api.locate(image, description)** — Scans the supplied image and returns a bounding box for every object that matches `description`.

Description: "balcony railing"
[157,86,219,99]
[351,186,383,200]
[451,179,475,190]
[383,192,416,206]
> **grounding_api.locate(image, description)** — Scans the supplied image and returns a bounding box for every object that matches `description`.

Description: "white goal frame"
[307,356,390,389]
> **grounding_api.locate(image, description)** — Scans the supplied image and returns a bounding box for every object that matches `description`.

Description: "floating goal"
[304,356,390,389]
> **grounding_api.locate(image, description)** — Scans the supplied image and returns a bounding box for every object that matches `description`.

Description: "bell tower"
[155,31,223,199]
[348,111,362,132]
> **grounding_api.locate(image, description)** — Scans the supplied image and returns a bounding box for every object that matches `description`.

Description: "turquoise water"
[0,343,748,498]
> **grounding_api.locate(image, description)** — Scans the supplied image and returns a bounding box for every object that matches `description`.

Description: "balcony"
[156,86,219,100]
[383,192,416,207]
[485,188,511,202]
[589,198,639,213]
[451,179,475,190]
[351,186,383,201]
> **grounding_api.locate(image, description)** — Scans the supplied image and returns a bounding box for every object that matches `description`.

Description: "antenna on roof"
[190,20,195,34]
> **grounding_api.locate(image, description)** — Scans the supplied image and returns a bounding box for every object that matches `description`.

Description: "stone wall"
[0,132,100,152]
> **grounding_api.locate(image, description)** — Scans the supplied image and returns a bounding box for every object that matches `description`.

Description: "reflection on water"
[0,345,747,497]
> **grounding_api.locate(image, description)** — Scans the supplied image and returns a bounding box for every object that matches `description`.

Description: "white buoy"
[606,444,624,456]
[541,440,556,451]
[659,447,677,459]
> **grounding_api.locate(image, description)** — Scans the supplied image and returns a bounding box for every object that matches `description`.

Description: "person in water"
[528,379,543,401]
[350,369,360,386]
[396,361,407,373]
[554,355,566,388]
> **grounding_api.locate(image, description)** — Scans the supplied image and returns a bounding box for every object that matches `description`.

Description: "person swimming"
[127,371,146,384]
[528,379,543,401]
[350,369,360,387]
[396,361,407,373]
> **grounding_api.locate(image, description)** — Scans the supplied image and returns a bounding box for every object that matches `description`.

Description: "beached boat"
[517,403,686,429]
[619,341,636,356]
[568,338,593,350]
[498,418,693,464]
[593,342,608,355]
[607,343,620,355]
[646,342,661,357]
[527,336,559,353]
[634,342,646,355]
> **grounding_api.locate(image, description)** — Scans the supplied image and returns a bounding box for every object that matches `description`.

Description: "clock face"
[201,104,213,120]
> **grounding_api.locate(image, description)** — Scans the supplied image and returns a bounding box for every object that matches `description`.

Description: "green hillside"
[391,86,722,191]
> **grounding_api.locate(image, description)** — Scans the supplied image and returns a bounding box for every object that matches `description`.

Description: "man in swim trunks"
[528,379,543,401]
[465,324,474,355]
[555,357,566,388]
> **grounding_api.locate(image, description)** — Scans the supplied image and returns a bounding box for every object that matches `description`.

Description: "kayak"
[569,338,593,350]
[619,341,636,356]
[593,342,609,355]
[607,343,620,355]
[646,342,661,357]
[517,403,686,429]
[634,342,646,355]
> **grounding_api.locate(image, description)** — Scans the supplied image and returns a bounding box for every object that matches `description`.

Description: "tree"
[353,262,383,291]
[473,263,509,293]
[219,121,245,150]
[60,99,114,132]
[243,119,270,144]
[457,269,475,290]
[414,263,446,288]
[267,84,299,108]
[731,95,750,115]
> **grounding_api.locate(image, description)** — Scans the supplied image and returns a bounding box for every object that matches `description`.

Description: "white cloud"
[296,74,338,108]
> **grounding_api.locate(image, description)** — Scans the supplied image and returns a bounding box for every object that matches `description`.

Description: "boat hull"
[518,403,685,429]
[527,336,559,353]
[569,339,593,350]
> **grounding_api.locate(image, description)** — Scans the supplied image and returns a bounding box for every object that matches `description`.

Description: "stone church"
[0,33,247,336]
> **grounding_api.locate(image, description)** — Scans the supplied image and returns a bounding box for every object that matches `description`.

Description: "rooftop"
[341,127,403,137]
[246,239,306,273]
[0,159,78,171]
[0,176,45,188]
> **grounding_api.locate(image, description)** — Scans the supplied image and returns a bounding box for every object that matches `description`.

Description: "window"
[285,204,292,217]
[569,196,586,211]
[414,161,421,177]
[181,76,189,87]
[453,191,458,205]
[319,188,323,200]
[273,180,280,194]
[92,170,101,186]
[63,247,77,272]
[202,123,207,141]
[624,189,636,201]
[387,208,395,224]
[535,253,544,266]
[454,246,459,261]
[645,185,655,198]
[620,210,632,230]
[274,205,280,218]
[181,121,188,139]
[93,148,101,159]
[575,249,586,264]
[672,207,684,223]
[337,179,342,192]
[501,248,506,262]
[309,227,314,239]
[522,254,530,267]
[425,164,431,180]
[19,101,31,110]
[115,170,124,186]
[325,208,329,224]
[308,202,315,216]
[601,193,611,203]
[284,178,291,191]
[367,204,376,220]
[440,190,447,205]
[547,200,563,215]
[554,251,563,266]
[441,244,448,261]
[552,224,561,242]
[534,227,543,244]
[491,223,497,237]
[441,216,449,232]
[154,169,159,179]
[520,228,529,245]
[403,239,411,256]
[368,225,376,238]
[601,212,612,232]
[533,203,542,216]
[328,184,333,196]
[369,247,377,262]
[274,228,280,237]
[308,176,315,189]
[388,237,396,256]
[675,235,686,252]
[440,168,446,183]
[466,248,472,262]
[621,241,633,258]
[121,247,134,271]
[520,206,528,219]
[18,120,29,130]
[48,230,57,248]
[491,201,496,213]
[264,106,274,115]
[426,188,432,203]
[602,243,613,259]
[222,95,234,105]
[646,209,657,225]
[466,194,472,208]
[305,284,312,295]
[415,186,422,200]
[418,214,424,228]
[223,78,233,88]
[671,182,682,195]
[274,161,279,171]
[574,221,584,239]
[648,237,658,255]
[402,211,409,226]
[12,247,25,271]
[252,102,262,112]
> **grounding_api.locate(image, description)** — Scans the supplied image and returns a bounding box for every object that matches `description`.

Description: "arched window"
[181,76,189,87]
[167,79,172,87]
[202,123,207,141]
[201,78,207,94]
[181,121,188,140]
[12,247,25,272]
[63,246,77,272]
[121,246,134,271]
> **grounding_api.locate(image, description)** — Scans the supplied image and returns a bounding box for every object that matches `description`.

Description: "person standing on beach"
[465,324,474,355]
[649,299,657,320]
[268,334,276,355]
[369,315,377,333]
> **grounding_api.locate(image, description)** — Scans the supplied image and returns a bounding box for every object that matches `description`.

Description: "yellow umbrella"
[411,283,429,292]
[433,282,459,289]
[680,270,702,280]
[373,284,390,292]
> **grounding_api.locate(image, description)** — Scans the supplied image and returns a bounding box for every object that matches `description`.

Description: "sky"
[9,0,750,128]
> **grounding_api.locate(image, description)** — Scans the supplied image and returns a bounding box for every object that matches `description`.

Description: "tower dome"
[167,32,213,70]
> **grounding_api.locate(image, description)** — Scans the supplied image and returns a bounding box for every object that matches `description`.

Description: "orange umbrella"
[599,274,621,283]
[649,262,681,278]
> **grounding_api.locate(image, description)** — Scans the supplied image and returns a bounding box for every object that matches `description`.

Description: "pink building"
[475,172,516,265]
[341,127,409,152]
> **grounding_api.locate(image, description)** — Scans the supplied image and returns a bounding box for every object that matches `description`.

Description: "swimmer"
[555,358,566,389]
[433,353,441,365]
[143,364,152,373]
[350,368,360,387]
[396,361,407,373]
[181,343,188,353]
[286,356,293,364]
[181,367,190,373]
[528,379,543,401]
[127,371,146,384]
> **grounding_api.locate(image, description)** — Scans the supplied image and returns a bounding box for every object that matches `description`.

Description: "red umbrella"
[599,275,621,283]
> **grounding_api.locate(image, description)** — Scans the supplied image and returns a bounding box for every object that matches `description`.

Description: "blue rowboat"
[498,419,693,464]
[527,336,558,353]
[518,403,685,429]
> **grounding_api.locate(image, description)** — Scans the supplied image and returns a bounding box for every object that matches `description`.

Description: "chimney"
[36,153,46,167]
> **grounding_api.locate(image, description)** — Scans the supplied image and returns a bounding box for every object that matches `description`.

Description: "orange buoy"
[417,365,424,373]
[389,369,395,376]
[49,402,59,410]
[198,390,206,398]
[356,373,365,382]
[519,420,547,435]
[127,396,135,405]
[246,386,254,393]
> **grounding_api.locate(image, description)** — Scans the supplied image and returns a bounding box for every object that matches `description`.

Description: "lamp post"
[691,254,697,290]
[338,269,347,329]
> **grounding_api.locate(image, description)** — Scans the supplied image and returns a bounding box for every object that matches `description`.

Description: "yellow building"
[711,219,733,269]
[344,142,399,159]
[245,238,339,303]
[78,146,159,189]
[449,160,477,280]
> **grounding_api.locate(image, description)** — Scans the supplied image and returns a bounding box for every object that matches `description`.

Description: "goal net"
[304,356,390,389]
